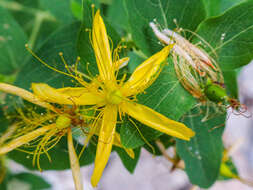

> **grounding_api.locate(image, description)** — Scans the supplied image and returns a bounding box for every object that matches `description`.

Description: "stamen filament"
[0,124,56,155]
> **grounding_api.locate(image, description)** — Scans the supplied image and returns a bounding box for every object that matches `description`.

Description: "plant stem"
[155,140,185,170]
[28,13,43,49]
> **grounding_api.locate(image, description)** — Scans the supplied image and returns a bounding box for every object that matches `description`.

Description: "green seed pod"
[204,81,227,103]
[56,115,71,129]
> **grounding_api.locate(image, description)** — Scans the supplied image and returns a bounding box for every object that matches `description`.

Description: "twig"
[155,140,184,169]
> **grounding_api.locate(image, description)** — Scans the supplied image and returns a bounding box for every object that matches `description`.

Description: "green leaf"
[124,0,206,55]
[0,73,16,84]
[12,172,51,190]
[39,0,75,23]
[176,107,226,188]
[100,0,113,4]
[0,6,28,74]
[127,51,145,73]
[15,22,81,89]
[1,170,50,190]
[196,0,253,70]
[115,147,141,173]
[203,0,244,17]
[8,136,96,170]
[5,0,63,49]
[71,0,82,20]
[120,117,162,149]
[223,70,238,98]
[107,0,129,32]
[0,170,8,190]
[77,0,97,73]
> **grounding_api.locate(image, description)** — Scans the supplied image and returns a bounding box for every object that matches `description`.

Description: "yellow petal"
[91,105,117,187]
[113,132,135,159]
[220,163,238,179]
[115,57,129,70]
[57,87,89,96]
[32,83,104,106]
[0,124,55,155]
[92,10,114,81]
[92,124,134,158]
[121,102,195,141]
[0,83,53,110]
[121,45,173,96]
[67,129,83,190]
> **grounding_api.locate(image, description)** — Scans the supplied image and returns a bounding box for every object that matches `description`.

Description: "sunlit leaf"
[124,0,206,55]
[196,0,253,70]
[176,107,225,188]
[115,147,141,173]
[203,0,244,17]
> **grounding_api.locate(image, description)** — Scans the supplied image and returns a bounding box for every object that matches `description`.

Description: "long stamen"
[26,45,91,88]
[78,108,103,159]
[128,117,155,154]
[91,4,95,19]
[0,124,56,155]
[59,52,75,76]
[25,44,74,78]
[58,52,91,86]
[32,127,57,170]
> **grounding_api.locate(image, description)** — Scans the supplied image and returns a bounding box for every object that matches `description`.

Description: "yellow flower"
[30,10,195,187]
[0,83,133,190]
[0,83,84,190]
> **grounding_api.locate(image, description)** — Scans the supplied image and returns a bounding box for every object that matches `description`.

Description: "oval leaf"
[0,7,28,74]
[176,107,226,188]
[196,0,253,70]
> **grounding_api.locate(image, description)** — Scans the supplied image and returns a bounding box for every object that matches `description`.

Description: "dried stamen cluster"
[150,22,224,99]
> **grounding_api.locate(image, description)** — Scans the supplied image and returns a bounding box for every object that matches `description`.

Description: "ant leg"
[67,97,77,115]
[201,102,210,122]
[184,103,203,118]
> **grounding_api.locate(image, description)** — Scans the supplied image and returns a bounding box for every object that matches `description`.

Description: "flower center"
[107,90,123,105]
[56,115,71,129]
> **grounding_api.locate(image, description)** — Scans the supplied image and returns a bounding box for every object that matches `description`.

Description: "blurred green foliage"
[0,0,253,188]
